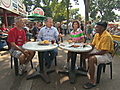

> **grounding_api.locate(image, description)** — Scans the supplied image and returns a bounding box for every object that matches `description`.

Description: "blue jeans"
[44,48,58,65]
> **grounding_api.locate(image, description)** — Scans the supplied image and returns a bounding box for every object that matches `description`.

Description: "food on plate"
[38,40,50,44]
[68,40,73,43]
[41,40,50,44]
[71,45,80,47]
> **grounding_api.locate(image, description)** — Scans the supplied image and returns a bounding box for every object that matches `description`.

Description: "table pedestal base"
[58,69,87,84]
[26,67,55,84]
[26,71,50,84]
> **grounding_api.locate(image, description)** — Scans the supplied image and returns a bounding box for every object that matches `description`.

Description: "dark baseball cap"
[96,22,108,28]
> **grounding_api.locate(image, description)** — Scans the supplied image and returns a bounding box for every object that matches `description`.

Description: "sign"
[33,8,44,16]
[0,0,26,16]
[0,0,13,12]
[18,0,27,16]
[1,0,11,8]
[12,0,18,14]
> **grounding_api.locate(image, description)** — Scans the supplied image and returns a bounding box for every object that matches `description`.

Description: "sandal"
[83,82,96,89]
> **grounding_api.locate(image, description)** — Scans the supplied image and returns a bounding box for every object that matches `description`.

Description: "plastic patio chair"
[96,40,120,84]
[10,56,34,76]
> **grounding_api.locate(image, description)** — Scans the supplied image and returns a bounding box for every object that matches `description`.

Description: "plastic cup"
[51,40,55,44]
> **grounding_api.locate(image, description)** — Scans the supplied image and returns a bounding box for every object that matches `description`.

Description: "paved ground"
[0,35,120,90]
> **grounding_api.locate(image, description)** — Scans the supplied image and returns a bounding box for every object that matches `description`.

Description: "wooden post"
[3,9,8,27]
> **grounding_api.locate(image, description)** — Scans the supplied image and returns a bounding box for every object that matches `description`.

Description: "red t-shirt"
[7,27,26,46]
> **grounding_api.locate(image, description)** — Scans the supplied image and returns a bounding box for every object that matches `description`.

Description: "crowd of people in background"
[0,18,120,44]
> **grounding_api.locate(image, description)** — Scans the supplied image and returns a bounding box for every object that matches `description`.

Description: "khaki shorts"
[9,47,23,59]
[90,49,113,65]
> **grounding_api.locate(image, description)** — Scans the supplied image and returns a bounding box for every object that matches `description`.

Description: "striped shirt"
[70,28,84,40]
[37,26,59,41]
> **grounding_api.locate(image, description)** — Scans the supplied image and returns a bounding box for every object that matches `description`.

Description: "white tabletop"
[22,42,58,51]
[59,42,92,52]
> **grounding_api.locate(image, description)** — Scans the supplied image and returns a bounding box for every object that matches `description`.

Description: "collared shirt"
[70,28,84,40]
[111,34,120,41]
[92,30,114,53]
[37,26,59,41]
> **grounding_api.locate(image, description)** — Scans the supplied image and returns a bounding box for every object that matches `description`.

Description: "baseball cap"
[96,22,108,28]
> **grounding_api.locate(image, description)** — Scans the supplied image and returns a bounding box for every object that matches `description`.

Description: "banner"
[33,8,44,16]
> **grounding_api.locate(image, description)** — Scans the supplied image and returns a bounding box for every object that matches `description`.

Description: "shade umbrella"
[29,18,44,22]
[28,13,46,18]
[28,13,46,22]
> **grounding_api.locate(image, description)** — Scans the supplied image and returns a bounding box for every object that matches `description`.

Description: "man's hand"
[23,50,29,57]
[58,34,64,38]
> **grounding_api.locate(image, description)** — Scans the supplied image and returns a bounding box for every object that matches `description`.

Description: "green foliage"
[23,0,80,22]
[74,14,81,20]
[89,0,120,22]
[42,6,52,17]
[23,0,34,12]
[50,1,67,22]
[69,8,79,19]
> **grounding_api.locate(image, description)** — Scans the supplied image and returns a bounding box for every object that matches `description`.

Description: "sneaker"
[22,64,27,73]
[64,62,70,69]
[19,65,23,75]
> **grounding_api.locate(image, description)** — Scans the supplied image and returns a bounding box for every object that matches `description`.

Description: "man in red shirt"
[7,17,35,75]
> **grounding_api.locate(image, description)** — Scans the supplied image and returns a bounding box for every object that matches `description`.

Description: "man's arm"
[37,29,43,41]
[10,42,24,52]
[54,28,59,40]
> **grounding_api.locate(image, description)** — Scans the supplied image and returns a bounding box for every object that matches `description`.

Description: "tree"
[61,0,70,29]
[74,0,90,25]
[23,0,53,16]
[84,0,90,25]
[23,0,80,22]
[89,0,120,22]
[23,0,35,14]
[74,14,81,20]
[42,6,52,17]
[69,8,79,19]
[50,1,66,22]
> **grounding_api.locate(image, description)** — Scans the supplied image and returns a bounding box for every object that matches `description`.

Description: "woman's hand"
[72,39,77,42]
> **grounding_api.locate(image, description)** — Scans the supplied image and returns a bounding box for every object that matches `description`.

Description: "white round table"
[22,42,58,83]
[59,43,92,52]
[58,42,92,84]
[22,42,58,51]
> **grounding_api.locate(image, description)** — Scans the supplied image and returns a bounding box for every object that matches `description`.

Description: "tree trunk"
[99,10,103,21]
[84,0,90,26]
[66,0,70,31]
